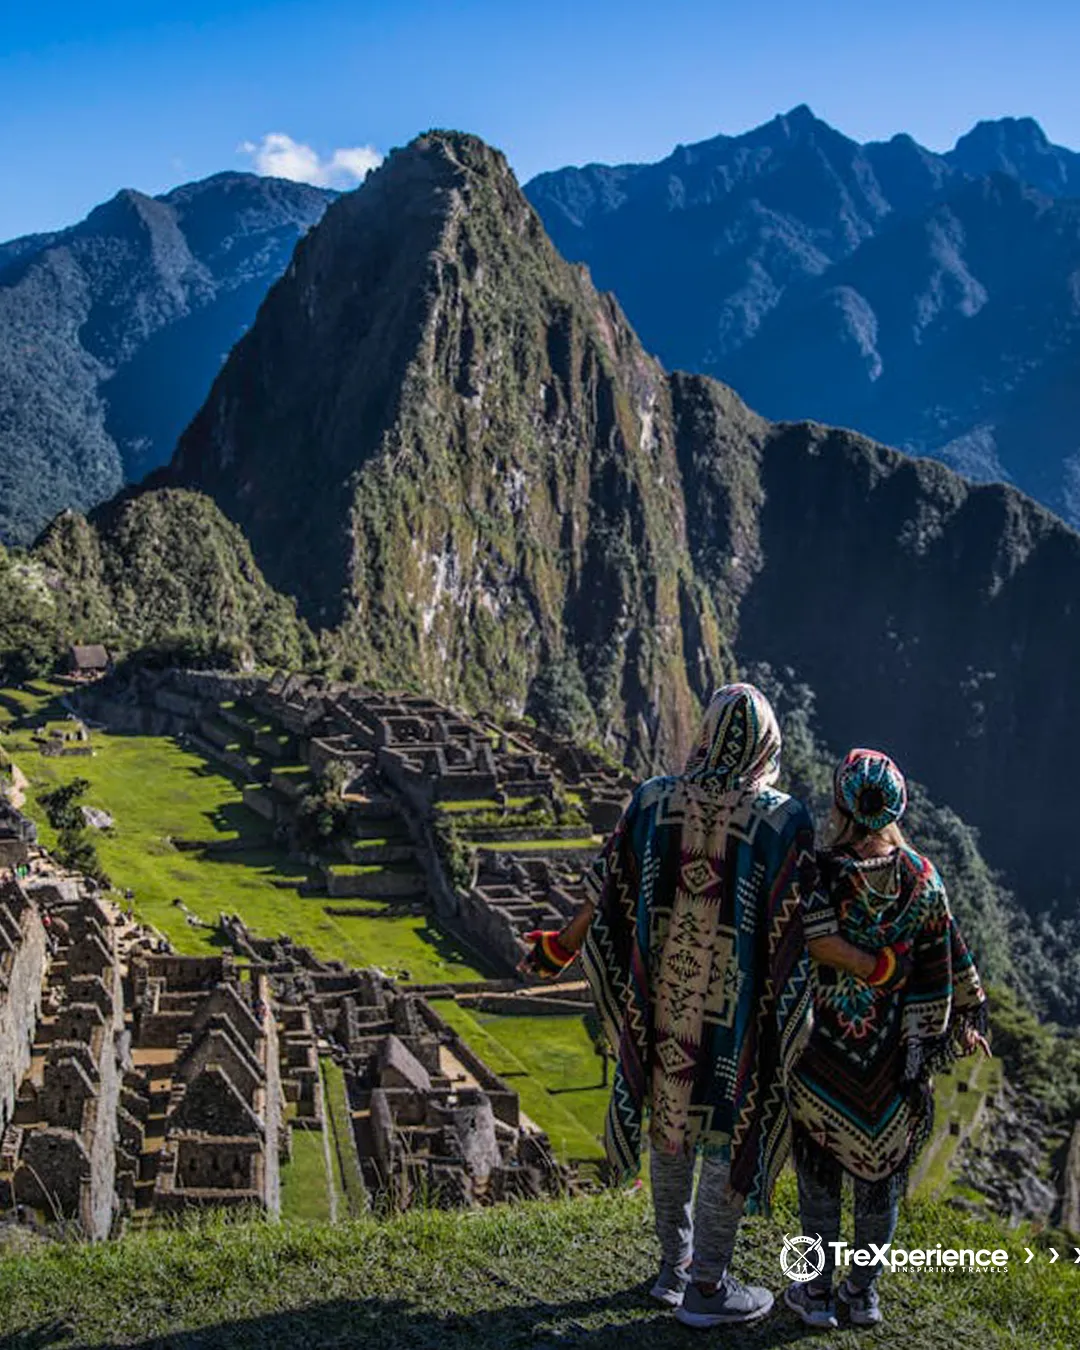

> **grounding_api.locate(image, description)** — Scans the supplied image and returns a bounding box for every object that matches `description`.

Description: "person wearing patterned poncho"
[522,685,891,1330]
[783,748,989,1333]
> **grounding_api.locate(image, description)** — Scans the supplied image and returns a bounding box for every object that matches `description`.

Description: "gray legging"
[650,1148,744,1286]
[795,1162,901,1292]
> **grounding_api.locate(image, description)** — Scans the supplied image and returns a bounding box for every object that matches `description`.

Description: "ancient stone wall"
[0,881,46,1135]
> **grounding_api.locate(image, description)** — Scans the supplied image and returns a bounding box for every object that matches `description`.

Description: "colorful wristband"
[525,930,575,974]
[868,946,898,987]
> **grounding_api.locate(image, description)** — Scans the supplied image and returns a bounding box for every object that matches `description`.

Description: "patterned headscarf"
[834,748,907,830]
[683,683,782,791]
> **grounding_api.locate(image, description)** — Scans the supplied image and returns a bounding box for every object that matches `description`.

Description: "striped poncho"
[579,686,818,1213]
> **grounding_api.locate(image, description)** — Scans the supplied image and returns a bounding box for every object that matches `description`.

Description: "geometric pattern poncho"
[580,777,818,1215]
[789,845,987,1189]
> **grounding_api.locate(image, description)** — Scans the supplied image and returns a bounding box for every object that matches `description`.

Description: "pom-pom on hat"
[834,748,907,831]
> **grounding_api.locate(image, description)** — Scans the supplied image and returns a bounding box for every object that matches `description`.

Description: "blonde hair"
[823,804,907,852]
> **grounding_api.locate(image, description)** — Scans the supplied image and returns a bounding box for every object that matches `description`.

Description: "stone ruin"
[0,876,127,1236]
[127,953,282,1216]
[222,916,568,1208]
[0,800,37,870]
[0,852,567,1238]
[0,871,283,1237]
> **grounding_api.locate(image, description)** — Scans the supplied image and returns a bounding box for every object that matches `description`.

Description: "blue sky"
[3,0,1079,239]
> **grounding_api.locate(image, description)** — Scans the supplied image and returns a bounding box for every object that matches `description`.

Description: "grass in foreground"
[0,1189,1074,1349]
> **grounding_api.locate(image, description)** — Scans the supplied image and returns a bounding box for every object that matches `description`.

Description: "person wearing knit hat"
[784,748,988,1333]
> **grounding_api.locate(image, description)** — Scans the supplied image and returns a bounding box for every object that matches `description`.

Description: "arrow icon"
[1050,1248,1060,1263]
[1024,1249,1035,1263]
[1074,1248,1080,1263]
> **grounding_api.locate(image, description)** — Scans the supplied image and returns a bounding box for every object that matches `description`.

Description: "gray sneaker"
[784,1281,838,1328]
[674,1275,774,1327]
[838,1277,883,1325]
[649,1260,691,1307]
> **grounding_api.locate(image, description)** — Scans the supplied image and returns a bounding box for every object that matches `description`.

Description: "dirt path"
[7,760,28,809]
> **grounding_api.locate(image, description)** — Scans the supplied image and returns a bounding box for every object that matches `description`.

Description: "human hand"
[960,1023,991,1058]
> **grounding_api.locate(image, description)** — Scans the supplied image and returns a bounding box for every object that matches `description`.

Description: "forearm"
[559,899,595,952]
[808,934,876,981]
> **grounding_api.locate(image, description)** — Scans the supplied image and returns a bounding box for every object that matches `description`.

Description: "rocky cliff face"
[170,132,726,768]
[0,173,334,544]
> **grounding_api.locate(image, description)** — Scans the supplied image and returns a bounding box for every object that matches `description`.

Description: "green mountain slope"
[1,490,310,680]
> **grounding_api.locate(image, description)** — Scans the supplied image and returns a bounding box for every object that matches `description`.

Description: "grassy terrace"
[0,684,483,986]
[0,1188,1075,1348]
[279,1129,334,1223]
[477,836,603,853]
[322,1058,366,1217]
[434,1000,607,1162]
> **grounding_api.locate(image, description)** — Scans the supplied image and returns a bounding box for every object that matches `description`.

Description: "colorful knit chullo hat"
[834,748,907,831]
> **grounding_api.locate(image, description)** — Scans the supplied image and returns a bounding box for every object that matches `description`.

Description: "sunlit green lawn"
[4,710,485,985]
[280,1129,333,1222]
[433,1000,608,1161]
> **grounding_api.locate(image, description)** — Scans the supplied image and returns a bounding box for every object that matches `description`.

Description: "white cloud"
[239,133,382,189]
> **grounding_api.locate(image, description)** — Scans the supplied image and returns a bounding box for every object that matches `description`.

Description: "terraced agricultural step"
[340,839,418,865]
[321,862,427,900]
[473,836,604,856]
[270,764,315,801]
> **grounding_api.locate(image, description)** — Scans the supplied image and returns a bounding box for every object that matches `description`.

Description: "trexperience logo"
[779,1235,1011,1279]
[780,1234,827,1283]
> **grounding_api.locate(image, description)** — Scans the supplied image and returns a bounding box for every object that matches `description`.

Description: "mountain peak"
[946,116,1080,196]
[769,103,829,138]
[952,115,1051,159]
[78,187,172,241]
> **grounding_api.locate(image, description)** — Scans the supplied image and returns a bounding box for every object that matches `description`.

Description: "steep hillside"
[526,111,1080,524]
[0,173,333,544]
[1,490,310,680]
[170,131,726,767]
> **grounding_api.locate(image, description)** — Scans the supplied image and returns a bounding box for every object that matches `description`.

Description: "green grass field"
[0,1189,1075,1349]
[434,1000,607,1161]
[279,1129,334,1223]
[913,1056,1004,1198]
[2,703,486,985]
[322,1059,367,1218]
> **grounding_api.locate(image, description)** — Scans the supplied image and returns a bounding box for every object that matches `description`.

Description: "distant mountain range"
[3,110,1080,545]
[526,109,1080,526]
[0,173,333,543]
